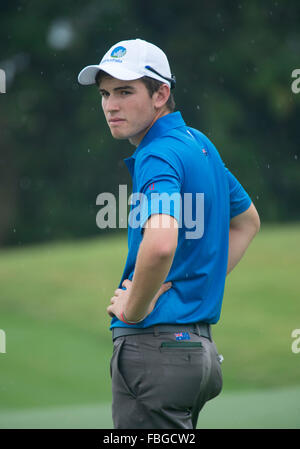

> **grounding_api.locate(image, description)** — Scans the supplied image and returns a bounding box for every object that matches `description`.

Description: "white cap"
[78,38,175,89]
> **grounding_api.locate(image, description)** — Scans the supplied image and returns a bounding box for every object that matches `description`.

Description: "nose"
[103,94,120,113]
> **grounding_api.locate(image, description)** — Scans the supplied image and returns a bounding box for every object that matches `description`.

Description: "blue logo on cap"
[111,46,126,58]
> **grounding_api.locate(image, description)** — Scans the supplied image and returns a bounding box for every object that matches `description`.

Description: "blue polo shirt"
[109,111,251,329]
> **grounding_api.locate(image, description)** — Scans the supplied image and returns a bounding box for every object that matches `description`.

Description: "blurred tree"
[0,0,299,247]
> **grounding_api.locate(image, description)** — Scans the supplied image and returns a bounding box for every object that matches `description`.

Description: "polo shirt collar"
[123,111,185,176]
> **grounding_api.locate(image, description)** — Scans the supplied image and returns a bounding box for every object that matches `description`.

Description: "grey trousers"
[110,328,223,429]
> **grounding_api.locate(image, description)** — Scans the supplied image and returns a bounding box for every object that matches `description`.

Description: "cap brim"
[78,63,143,86]
[78,65,101,85]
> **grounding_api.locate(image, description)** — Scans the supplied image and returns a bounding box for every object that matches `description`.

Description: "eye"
[99,91,109,98]
[120,90,131,96]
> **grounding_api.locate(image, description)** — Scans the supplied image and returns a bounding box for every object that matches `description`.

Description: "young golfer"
[78,38,260,429]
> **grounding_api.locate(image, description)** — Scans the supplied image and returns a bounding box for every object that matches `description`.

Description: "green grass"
[0,224,300,427]
[213,223,300,390]
[0,387,299,429]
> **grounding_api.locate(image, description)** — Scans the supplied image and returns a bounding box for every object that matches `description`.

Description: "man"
[78,38,260,429]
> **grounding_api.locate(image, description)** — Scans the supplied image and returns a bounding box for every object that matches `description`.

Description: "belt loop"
[208,324,212,342]
[153,325,160,337]
[193,323,200,337]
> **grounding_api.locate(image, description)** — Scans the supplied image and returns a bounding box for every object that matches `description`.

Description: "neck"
[130,109,170,147]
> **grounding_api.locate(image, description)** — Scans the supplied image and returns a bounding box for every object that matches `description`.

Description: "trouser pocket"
[160,341,203,349]
[154,339,205,410]
[112,337,146,400]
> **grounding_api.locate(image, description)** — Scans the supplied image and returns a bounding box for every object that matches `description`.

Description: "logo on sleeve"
[149,183,155,190]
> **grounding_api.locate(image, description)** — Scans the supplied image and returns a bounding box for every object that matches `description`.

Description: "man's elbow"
[251,206,261,236]
[254,211,261,235]
[149,234,178,260]
[156,241,177,259]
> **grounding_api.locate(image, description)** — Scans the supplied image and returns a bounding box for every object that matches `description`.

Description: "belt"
[112,322,212,342]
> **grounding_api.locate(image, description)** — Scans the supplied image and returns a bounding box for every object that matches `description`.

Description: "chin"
[110,130,128,140]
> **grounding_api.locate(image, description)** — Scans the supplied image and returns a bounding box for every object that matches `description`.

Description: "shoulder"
[135,136,181,168]
[134,147,183,186]
[185,127,212,147]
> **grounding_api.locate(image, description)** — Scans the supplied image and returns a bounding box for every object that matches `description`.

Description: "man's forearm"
[124,238,175,321]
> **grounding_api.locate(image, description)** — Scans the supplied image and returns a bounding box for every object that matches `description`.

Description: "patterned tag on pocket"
[174,331,190,341]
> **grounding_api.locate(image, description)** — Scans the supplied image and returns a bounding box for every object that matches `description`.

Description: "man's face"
[99,77,163,146]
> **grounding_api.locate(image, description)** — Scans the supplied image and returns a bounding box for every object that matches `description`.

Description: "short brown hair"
[95,71,175,113]
[140,76,175,113]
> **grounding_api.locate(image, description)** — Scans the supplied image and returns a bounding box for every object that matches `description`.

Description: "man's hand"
[107,279,172,322]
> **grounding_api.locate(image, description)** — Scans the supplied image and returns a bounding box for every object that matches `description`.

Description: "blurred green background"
[0,0,300,428]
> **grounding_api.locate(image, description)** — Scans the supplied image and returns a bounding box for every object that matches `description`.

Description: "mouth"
[108,118,126,126]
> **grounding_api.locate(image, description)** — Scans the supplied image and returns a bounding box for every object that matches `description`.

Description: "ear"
[153,84,170,110]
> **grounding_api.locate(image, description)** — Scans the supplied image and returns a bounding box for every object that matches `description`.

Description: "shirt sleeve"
[225,167,252,219]
[135,153,182,233]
